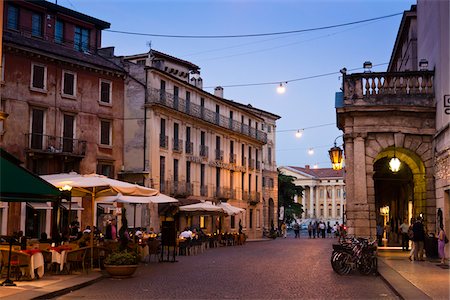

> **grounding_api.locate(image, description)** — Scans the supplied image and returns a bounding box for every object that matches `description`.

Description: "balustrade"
[25,133,86,156]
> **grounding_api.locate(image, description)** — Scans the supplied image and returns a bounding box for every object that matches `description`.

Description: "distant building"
[0,0,125,236]
[278,166,345,224]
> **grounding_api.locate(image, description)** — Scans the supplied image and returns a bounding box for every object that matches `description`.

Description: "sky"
[56,0,416,168]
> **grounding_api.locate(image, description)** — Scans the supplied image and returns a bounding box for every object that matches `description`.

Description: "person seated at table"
[83,225,92,234]
[179,227,193,239]
[39,232,50,243]
[77,228,91,247]
[17,230,27,250]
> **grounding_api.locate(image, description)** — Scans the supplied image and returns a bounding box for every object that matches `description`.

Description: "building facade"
[0,0,125,236]
[279,166,345,225]
[335,1,449,251]
[113,50,279,239]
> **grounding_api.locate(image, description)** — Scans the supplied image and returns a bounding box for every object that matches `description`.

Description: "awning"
[0,148,61,202]
[60,202,84,211]
[27,202,52,210]
[98,203,115,211]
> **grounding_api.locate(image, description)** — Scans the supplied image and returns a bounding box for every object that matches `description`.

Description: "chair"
[147,239,161,262]
[0,250,31,280]
[41,249,53,272]
[65,247,87,274]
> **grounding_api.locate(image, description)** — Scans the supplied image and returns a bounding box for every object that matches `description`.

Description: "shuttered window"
[100,120,111,146]
[32,13,42,37]
[100,80,111,103]
[7,5,19,30]
[31,64,46,90]
[62,71,76,96]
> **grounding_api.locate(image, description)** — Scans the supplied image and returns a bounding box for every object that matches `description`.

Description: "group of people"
[307,221,340,239]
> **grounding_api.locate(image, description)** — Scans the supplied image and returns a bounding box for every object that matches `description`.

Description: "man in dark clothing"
[412,217,425,261]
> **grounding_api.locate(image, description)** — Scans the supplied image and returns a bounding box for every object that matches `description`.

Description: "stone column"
[352,135,369,235]
[324,187,328,219]
[309,185,315,218]
[340,188,344,221]
[315,186,320,218]
[332,187,336,219]
[301,190,306,219]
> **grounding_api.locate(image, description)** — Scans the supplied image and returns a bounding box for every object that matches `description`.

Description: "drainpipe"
[143,69,148,185]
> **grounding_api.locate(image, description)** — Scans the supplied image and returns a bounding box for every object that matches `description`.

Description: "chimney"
[189,71,203,89]
[214,86,224,98]
[97,47,115,58]
[305,165,310,169]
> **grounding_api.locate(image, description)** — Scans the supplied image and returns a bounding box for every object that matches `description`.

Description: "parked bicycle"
[331,236,378,275]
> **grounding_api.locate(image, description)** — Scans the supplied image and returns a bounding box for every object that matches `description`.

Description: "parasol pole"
[91,187,95,270]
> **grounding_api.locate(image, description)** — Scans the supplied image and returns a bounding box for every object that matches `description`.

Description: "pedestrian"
[308,222,312,239]
[319,222,326,238]
[437,224,447,265]
[408,218,415,261]
[376,222,384,247]
[326,221,332,238]
[281,222,287,238]
[399,218,410,251]
[334,222,339,238]
[312,222,317,239]
[412,217,425,261]
[385,222,391,245]
[293,222,300,238]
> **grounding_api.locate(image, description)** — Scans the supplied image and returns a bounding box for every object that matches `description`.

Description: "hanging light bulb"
[295,129,303,138]
[276,82,286,94]
[308,148,314,155]
[313,164,319,169]
[389,148,401,173]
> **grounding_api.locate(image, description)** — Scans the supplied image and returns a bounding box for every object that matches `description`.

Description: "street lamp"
[389,149,401,173]
[295,129,303,138]
[276,82,286,94]
[328,135,344,171]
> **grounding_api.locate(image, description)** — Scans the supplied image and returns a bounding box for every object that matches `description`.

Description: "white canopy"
[217,202,245,216]
[179,200,224,213]
[96,192,178,204]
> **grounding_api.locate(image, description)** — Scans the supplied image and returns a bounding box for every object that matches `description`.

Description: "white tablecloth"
[51,250,68,271]
[22,252,44,279]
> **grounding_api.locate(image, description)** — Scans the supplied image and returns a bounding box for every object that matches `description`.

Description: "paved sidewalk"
[377,249,450,300]
[0,271,103,300]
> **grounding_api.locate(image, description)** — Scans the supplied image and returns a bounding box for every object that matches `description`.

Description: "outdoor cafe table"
[49,245,72,271]
[20,249,45,279]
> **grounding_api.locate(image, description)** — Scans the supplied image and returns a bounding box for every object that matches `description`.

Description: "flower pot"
[104,264,138,278]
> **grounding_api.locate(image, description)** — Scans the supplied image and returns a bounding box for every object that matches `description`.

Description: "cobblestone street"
[56,237,397,299]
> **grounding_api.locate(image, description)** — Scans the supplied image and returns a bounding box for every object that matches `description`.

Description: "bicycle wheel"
[358,254,375,275]
[331,251,352,275]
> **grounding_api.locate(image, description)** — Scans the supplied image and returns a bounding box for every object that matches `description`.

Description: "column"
[324,187,328,219]
[301,189,306,219]
[332,186,336,219]
[315,186,320,219]
[340,187,344,221]
[309,186,315,218]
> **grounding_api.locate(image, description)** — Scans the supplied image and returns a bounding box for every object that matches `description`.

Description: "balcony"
[241,157,247,167]
[229,153,237,164]
[159,134,168,149]
[25,133,86,156]
[185,141,193,154]
[172,138,183,153]
[200,185,208,197]
[215,149,224,161]
[200,145,209,158]
[147,88,268,143]
[248,159,255,170]
[213,187,231,200]
[167,181,193,197]
[256,161,261,170]
[341,71,434,108]
[248,191,261,205]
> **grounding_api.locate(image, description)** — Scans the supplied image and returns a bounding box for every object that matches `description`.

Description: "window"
[62,114,74,152]
[268,147,272,164]
[100,120,111,146]
[97,161,114,178]
[31,63,46,90]
[185,91,191,113]
[55,19,64,43]
[268,125,272,133]
[74,26,89,52]
[137,59,146,65]
[173,159,179,182]
[230,215,235,229]
[99,80,112,104]
[249,209,253,229]
[62,71,76,97]
[200,216,207,229]
[256,209,260,228]
[7,5,19,30]
[32,13,42,37]
[337,188,341,198]
[186,161,191,183]
[30,108,45,149]
[160,156,166,192]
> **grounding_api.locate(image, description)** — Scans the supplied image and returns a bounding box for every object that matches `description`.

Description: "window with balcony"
[100,120,112,146]
[241,173,245,196]
[174,159,179,182]
[31,63,47,91]
[200,164,206,196]
[186,161,191,183]
[185,91,190,114]
[74,26,89,52]
[30,108,44,149]
[215,105,220,125]
[185,126,192,154]
[160,156,166,193]
[248,174,252,193]
[200,97,205,118]
[32,13,42,37]
[62,114,74,152]
[268,147,272,165]
[173,123,181,152]
[249,209,253,229]
[173,86,179,110]
[99,80,112,104]
[55,19,64,44]
[160,118,167,148]
[62,70,76,97]
[7,5,19,30]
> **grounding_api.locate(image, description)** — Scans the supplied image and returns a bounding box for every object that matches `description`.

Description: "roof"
[20,0,110,29]
[230,101,281,120]
[287,166,344,179]
[3,31,125,73]
[124,50,200,71]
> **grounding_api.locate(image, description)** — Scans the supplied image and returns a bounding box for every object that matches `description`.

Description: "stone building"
[0,0,125,236]
[278,166,345,225]
[106,50,280,239]
[336,1,449,250]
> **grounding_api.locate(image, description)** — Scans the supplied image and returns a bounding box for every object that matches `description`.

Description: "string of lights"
[105,12,402,39]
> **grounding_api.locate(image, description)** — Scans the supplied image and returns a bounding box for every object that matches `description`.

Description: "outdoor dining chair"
[0,249,31,280]
[65,247,88,274]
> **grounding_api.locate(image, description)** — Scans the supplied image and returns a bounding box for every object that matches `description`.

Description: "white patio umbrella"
[41,172,158,269]
[217,202,245,216]
[96,193,178,204]
[179,200,224,213]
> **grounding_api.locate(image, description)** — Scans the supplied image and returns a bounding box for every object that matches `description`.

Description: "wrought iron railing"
[159,134,168,149]
[213,187,231,200]
[229,153,237,164]
[172,138,183,152]
[200,145,209,158]
[25,133,86,156]
[147,88,267,143]
[167,181,193,197]
[185,141,193,154]
[215,149,224,161]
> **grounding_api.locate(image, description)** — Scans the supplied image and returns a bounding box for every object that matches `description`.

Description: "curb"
[30,274,105,300]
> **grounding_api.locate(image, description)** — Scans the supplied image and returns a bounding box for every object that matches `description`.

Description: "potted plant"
[104,250,139,278]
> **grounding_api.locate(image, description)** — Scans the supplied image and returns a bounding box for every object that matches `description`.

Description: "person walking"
[312,222,317,239]
[437,225,447,265]
[281,222,287,238]
[308,222,312,239]
[399,218,410,251]
[412,217,425,261]
[376,223,384,247]
[293,222,300,238]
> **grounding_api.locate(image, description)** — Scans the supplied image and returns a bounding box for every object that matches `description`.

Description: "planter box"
[104,265,138,278]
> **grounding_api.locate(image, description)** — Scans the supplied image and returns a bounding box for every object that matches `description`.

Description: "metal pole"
[0,236,16,286]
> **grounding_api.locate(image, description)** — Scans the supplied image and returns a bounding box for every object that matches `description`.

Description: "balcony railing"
[241,157,247,167]
[25,133,86,156]
[229,153,236,164]
[256,161,261,170]
[185,141,193,154]
[213,187,231,200]
[148,88,267,143]
[200,145,209,158]
[248,159,255,170]
[215,149,224,161]
[159,134,168,149]
[167,181,193,197]
[342,71,434,107]
[172,138,183,152]
[200,185,208,197]
[248,191,261,205]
